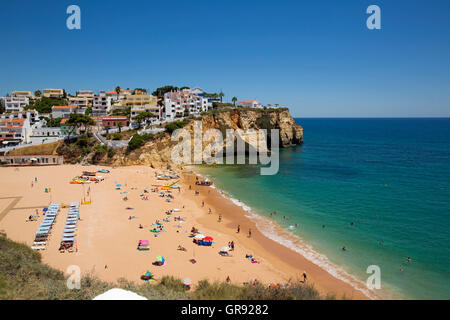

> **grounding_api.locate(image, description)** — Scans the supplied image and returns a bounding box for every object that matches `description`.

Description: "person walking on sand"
[218,215,222,223]
[237,225,240,233]
[202,200,204,207]
[302,272,307,283]
[248,229,252,238]
[208,208,212,214]
[226,276,231,283]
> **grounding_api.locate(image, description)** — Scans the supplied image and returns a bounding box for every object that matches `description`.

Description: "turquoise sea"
[197,118,450,300]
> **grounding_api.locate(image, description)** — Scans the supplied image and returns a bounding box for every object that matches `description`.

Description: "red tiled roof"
[52,105,76,109]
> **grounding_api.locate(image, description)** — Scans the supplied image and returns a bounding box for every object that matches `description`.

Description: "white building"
[164,91,211,119]
[32,127,63,138]
[93,91,112,117]
[51,105,77,119]
[68,97,89,114]
[0,117,32,145]
[1,96,30,113]
[43,88,64,98]
[0,110,40,126]
[237,100,262,108]
[11,91,34,99]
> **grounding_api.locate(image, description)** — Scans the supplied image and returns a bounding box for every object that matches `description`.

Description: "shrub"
[165,120,189,134]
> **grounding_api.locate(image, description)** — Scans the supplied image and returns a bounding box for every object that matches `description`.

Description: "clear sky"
[1,0,449,117]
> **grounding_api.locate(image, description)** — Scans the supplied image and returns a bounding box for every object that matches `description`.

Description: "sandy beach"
[0,164,373,299]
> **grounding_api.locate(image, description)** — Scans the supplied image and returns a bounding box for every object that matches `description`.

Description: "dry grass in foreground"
[0,232,329,300]
[7,141,62,156]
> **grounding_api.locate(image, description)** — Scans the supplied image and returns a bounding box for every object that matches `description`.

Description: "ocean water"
[197,118,450,300]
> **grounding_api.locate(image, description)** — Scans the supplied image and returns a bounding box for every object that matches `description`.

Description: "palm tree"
[115,86,121,99]
[218,91,224,103]
[34,90,41,98]
[232,97,237,106]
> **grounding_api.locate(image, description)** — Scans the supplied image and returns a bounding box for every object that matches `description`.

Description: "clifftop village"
[0,86,273,162]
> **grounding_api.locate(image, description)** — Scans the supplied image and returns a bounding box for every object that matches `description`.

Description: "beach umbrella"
[204,236,214,242]
[182,278,192,285]
[116,184,122,187]
[194,234,205,239]
[156,255,165,263]
[220,246,231,252]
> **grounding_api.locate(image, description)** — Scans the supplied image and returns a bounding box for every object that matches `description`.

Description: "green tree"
[232,97,237,106]
[26,97,68,113]
[115,86,121,97]
[34,90,42,98]
[134,111,156,129]
[218,91,224,103]
[152,85,179,97]
[66,114,96,137]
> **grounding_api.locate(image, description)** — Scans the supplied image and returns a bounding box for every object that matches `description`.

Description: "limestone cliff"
[108,108,303,169]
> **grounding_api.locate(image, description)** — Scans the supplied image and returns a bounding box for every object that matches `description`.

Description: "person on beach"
[231,241,235,251]
[302,272,307,283]
[202,200,204,207]
[248,229,252,238]
[208,208,212,214]
[218,215,222,223]
[226,276,231,283]
[237,225,240,233]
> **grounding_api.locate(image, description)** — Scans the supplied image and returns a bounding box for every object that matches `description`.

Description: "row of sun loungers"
[59,202,79,252]
[32,203,60,250]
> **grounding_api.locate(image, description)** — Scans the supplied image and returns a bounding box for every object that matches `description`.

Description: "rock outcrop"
[108,108,303,169]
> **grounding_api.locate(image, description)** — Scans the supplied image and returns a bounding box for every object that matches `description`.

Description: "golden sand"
[0,165,371,299]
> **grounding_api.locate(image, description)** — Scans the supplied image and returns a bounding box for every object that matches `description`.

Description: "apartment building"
[0,110,40,126]
[43,88,64,98]
[1,96,30,113]
[51,105,77,118]
[125,94,161,123]
[11,91,34,99]
[68,97,89,114]
[164,91,211,119]
[0,117,32,145]
[92,91,112,117]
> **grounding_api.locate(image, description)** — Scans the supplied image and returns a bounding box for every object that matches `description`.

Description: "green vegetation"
[152,85,179,97]
[127,133,155,153]
[34,90,41,98]
[44,117,63,127]
[56,134,97,163]
[26,97,68,114]
[134,111,156,129]
[66,113,96,137]
[213,102,234,109]
[0,232,324,300]
[165,119,189,134]
[111,106,131,117]
[232,96,237,106]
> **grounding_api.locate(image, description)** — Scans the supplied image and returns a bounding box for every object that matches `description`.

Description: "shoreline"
[184,168,381,300]
[0,164,378,299]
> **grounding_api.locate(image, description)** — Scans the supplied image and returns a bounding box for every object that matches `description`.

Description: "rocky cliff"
[108,108,303,169]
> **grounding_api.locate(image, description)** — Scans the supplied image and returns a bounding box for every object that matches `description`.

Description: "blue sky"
[1,0,449,117]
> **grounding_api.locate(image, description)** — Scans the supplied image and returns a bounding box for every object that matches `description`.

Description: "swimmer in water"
[342,246,347,251]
